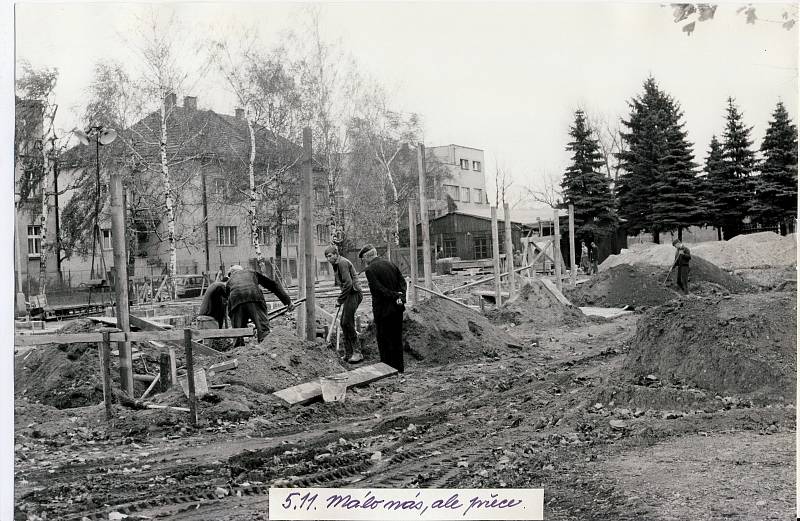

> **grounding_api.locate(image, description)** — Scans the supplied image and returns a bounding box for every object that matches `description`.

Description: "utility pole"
[301,127,316,341]
[417,143,432,289]
[553,209,562,293]
[53,158,62,282]
[568,204,576,285]
[110,171,133,396]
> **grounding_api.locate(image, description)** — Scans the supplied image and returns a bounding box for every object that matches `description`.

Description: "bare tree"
[493,160,515,208]
[524,170,563,209]
[584,109,626,190]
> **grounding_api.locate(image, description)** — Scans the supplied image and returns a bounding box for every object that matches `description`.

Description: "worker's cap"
[228,265,244,276]
[324,244,339,256]
[672,239,680,246]
[358,244,375,259]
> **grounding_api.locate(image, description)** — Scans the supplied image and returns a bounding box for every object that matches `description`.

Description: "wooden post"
[301,127,316,341]
[553,209,562,293]
[503,203,515,295]
[408,199,419,305]
[568,204,577,286]
[491,206,502,306]
[417,143,432,290]
[110,172,133,396]
[184,329,197,426]
[159,353,171,391]
[100,330,113,421]
[169,347,177,386]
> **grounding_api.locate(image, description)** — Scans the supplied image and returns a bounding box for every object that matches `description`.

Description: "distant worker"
[325,245,364,363]
[226,265,294,347]
[589,241,599,274]
[197,275,229,328]
[672,239,692,295]
[359,244,407,373]
[580,242,590,274]
[513,249,523,268]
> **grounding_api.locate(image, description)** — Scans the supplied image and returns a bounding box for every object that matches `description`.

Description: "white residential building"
[428,144,488,216]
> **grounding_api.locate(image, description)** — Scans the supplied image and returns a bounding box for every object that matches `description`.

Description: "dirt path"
[14,311,795,520]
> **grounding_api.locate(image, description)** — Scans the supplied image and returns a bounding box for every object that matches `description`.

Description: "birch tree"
[16,61,59,294]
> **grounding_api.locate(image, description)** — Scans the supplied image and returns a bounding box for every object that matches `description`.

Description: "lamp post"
[73,126,117,279]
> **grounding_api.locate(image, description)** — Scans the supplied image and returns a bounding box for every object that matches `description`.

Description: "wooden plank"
[415,285,473,311]
[88,316,118,327]
[540,278,573,307]
[129,315,222,356]
[273,363,398,405]
[579,307,634,319]
[14,333,103,346]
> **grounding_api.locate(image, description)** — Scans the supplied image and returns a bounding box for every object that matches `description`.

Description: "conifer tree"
[561,109,617,243]
[751,101,798,235]
[716,97,757,239]
[702,135,726,240]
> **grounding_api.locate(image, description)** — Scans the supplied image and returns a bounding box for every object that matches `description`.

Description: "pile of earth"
[360,297,522,366]
[657,255,753,293]
[564,264,679,308]
[14,320,149,409]
[623,291,796,403]
[488,279,587,326]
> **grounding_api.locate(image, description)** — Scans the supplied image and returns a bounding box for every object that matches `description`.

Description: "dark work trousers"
[677,266,690,294]
[230,301,271,346]
[374,308,404,373]
[340,292,363,359]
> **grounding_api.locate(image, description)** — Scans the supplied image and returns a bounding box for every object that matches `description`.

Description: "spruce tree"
[702,135,726,240]
[561,109,617,243]
[717,97,757,239]
[649,97,703,241]
[751,101,798,235]
[617,77,666,241]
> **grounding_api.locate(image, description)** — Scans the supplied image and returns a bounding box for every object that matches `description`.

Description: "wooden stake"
[169,347,177,387]
[159,353,171,391]
[408,199,419,305]
[302,127,316,342]
[568,203,577,286]
[491,206,502,306]
[100,330,113,421]
[503,203,515,295]
[140,373,160,401]
[553,209,562,293]
[184,329,197,426]
[417,143,432,290]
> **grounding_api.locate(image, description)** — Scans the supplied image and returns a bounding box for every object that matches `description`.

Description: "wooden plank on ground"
[88,316,119,327]
[273,363,398,405]
[14,333,103,346]
[129,315,222,356]
[579,307,634,319]
[540,278,573,306]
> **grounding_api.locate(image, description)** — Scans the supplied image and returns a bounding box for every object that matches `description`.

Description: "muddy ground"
[14,290,796,521]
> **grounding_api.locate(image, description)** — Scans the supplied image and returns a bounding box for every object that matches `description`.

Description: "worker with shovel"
[670,239,692,295]
[325,245,364,363]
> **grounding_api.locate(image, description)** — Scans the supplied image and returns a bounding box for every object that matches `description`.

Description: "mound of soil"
[624,292,796,403]
[565,264,678,308]
[14,320,127,409]
[489,279,586,326]
[693,235,796,270]
[208,326,345,395]
[656,255,753,293]
[360,297,521,366]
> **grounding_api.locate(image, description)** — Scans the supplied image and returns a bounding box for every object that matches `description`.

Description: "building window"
[314,187,327,207]
[474,237,490,259]
[472,161,481,172]
[285,224,299,245]
[315,224,330,245]
[473,189,484,204]
[256,225,271,245]
[459,159,469,170]
[216,226,237,246]
[443,237,457,258]
[101,228,113,250]
[443,184,460,201]
[212,178,226,197]
[27,225,41,258]
[461,188,470,203]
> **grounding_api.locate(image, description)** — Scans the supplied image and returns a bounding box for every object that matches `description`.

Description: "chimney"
[164,92,177,110]
[184,96,197,111]
[234,108,244,119]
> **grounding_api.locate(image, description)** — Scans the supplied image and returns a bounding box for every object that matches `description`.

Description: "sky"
[12,1,800,201]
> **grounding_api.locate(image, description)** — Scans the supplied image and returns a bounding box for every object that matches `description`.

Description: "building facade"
[428,144,489,215]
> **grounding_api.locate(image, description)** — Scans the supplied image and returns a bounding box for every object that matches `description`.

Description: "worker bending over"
[226,265,294,346]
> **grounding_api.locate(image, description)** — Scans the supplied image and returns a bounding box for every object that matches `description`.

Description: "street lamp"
[73,126,117,279]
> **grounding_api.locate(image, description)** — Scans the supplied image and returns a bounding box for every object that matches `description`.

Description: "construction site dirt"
[14,278,796,521]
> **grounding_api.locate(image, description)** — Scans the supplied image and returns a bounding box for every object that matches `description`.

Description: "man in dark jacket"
[325,245,363,363]
[197,276,228,328]
[226,265,294,346]
[672,239,691,294]
[589,241,599,274]
[359,244,407,373]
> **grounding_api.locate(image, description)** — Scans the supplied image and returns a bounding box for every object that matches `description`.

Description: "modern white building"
[428,144,488,215]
